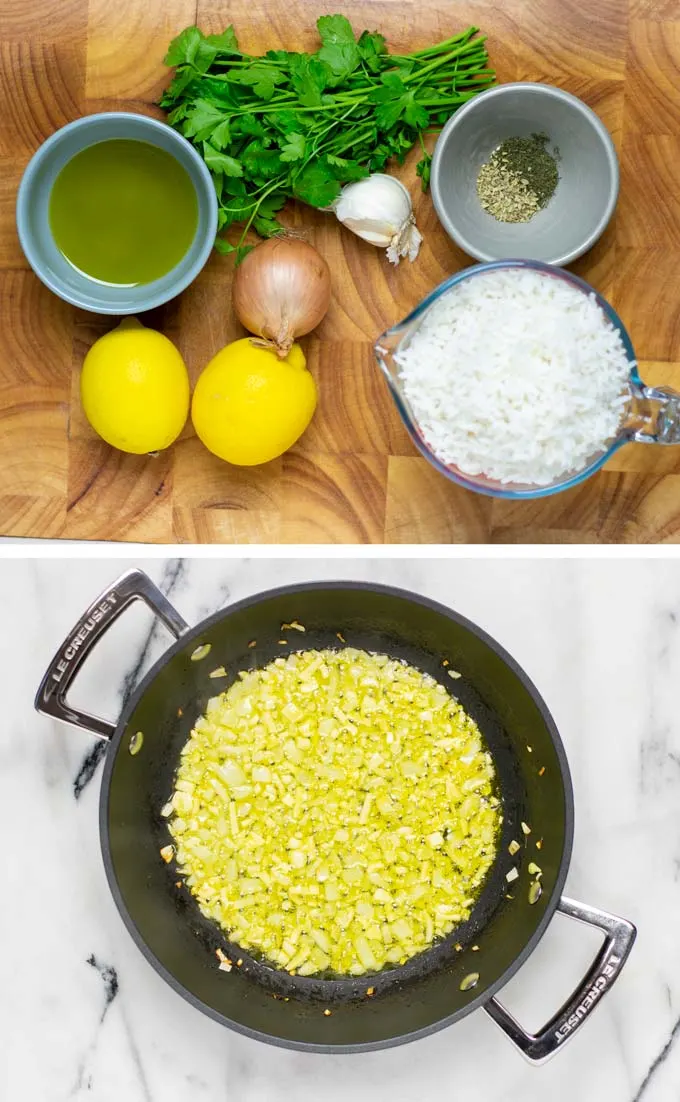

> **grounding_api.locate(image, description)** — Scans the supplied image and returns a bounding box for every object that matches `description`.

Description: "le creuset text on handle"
[484,896,636,1063]
[35,569,190,741]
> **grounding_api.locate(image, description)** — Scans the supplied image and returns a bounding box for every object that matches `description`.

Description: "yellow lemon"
[80,318,190,454]
[191,338,317,466]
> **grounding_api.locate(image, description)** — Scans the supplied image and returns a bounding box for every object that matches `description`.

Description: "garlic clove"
[332,173,422,264]
[338,217,393,248]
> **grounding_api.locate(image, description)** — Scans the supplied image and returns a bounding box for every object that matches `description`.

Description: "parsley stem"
[211,58,279,67]
[327,123,380,157]
[402,38,488,87]
[220,177,274,214]
[393,27,479,60]
[309,102,361,157]
[236,179,286,248]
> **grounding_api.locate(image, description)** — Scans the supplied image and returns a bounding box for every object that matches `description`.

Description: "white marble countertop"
[3,556,680,1102]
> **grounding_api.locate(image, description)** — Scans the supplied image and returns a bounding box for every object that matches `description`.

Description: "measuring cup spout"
[625,382,680,445]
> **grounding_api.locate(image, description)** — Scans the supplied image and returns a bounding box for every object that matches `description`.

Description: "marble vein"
[86,954,119,1022]
[633,1013,680,1102]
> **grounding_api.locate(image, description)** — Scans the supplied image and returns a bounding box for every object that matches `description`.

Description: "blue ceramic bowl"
[430,83,619,267]
[16,112,218,315]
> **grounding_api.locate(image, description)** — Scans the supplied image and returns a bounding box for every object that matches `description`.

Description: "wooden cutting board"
[1,0,679,544]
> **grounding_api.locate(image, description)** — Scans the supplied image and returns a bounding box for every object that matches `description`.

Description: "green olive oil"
[49,139,198,285]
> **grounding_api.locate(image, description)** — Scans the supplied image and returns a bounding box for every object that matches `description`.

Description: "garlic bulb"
[332,173,423,265]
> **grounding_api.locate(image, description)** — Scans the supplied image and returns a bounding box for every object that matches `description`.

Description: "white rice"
[395,268,632,486]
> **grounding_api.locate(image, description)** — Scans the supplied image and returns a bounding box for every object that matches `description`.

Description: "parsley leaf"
[210,118,232,148]
[215,237,256,268]
[220,196,258,226]
[164,26,203,67]
[357,29,386,72]
[279,132,306,162]
[204,27,239,53]
[193,41,222,75]
[416,152,432,191]
[268,109,312,134]
[232,113,267,138]
[222,175,246,196]
[231,64,286,100]
[293,160,341,207]
[318,41,359,84]
[164,25,239,74]
[235,244,254,265]
[326,154,369,182]
[372,71,406,100]
[265,49,293,63]
[368,143,391,172]
[403,93,429,130]
[375,98,406,131]
[183,99,228,140]
[316,13,356,45]
[257,191,287,218]
[253,214,284,236]
[161,68,197,104]
[289,55,330,107]
[202,142,243,176]
[317,14,359,84]
[242,142,283,179]
[193,77,241,109]
[391,57,415,76]
[370,75,429,131]
[214,237,236,255]
[165,100,191,124]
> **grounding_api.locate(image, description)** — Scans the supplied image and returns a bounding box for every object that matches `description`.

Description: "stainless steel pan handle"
[35,569,190,741]
[484,896,636,1063]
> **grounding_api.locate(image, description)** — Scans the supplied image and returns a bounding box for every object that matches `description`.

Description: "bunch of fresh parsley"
[161,15,494,261]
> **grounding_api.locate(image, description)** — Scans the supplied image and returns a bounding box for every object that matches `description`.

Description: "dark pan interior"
[101,583,572,1051]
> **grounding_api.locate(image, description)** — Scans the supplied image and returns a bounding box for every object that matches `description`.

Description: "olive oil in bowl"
[49,139,198,286]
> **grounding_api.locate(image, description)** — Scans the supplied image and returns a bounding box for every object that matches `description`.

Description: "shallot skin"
[232,237,331,358]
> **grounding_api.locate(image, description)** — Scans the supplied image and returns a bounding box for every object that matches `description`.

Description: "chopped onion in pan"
[166,648,501,976]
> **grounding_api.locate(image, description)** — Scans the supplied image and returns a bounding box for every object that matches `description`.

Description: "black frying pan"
[36,570,635,1060]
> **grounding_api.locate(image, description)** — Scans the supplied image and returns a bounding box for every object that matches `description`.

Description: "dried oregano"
[477,133,559,223]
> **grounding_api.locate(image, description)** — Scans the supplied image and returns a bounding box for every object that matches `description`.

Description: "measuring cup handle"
[629,382,680,445]
[35,569,190,741]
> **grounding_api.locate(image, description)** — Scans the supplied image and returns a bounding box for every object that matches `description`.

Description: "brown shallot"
[232,237,331,359]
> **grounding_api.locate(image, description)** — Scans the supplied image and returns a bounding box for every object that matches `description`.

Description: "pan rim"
[99,579,575,1053]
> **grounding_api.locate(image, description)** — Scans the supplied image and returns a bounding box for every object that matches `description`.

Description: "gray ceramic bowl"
[430,83,619,266]
[16,112,218,314]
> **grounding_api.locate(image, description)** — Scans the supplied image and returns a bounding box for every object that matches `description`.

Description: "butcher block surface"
[2,0,680,544]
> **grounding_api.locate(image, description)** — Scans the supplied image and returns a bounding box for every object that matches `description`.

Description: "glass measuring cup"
[374,259,680,499]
